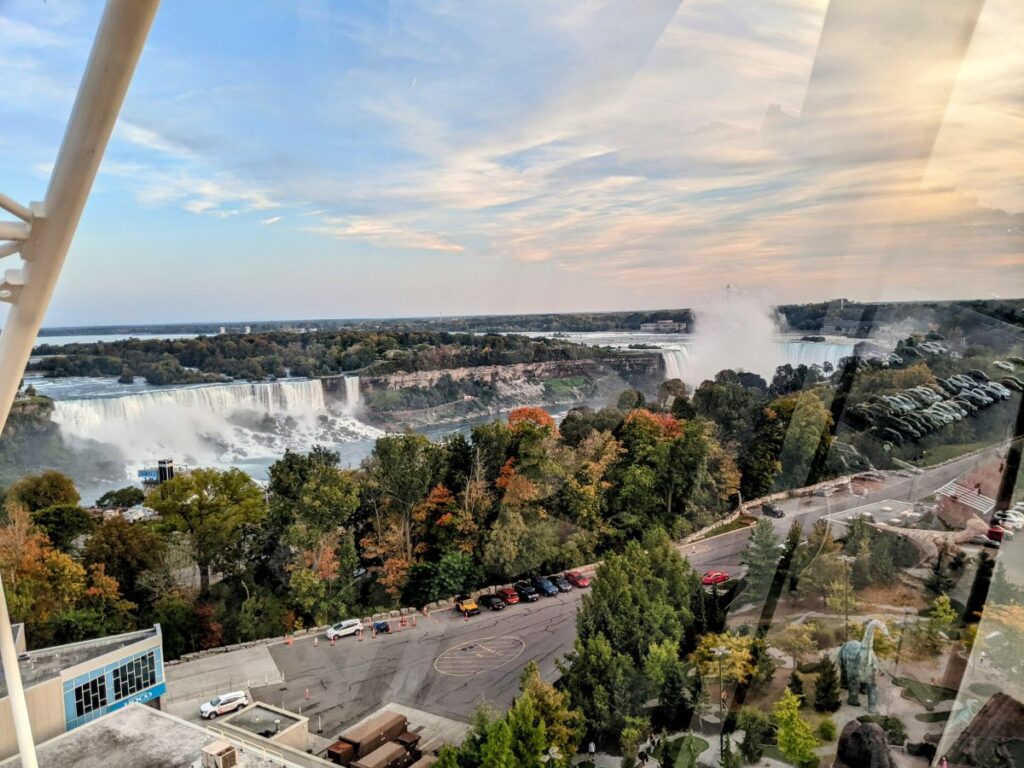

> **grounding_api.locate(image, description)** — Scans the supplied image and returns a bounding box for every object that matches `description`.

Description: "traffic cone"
[358,629,363,641]
[286,634,293,646]
[304,688,310,700]
[314,637,319,648]
[330,636,336,647]
[411,615,417,628]
[464,611,469,622]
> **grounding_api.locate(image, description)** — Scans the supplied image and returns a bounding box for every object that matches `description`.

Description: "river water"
[24,333,857,503]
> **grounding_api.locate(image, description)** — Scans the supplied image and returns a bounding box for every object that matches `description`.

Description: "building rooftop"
[0,626,159,699]
[0,704,305,768]
[225,703,304,738]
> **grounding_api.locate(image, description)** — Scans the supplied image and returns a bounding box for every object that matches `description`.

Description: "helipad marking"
[433,636,526,677]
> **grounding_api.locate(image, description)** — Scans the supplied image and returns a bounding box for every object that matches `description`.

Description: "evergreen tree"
[813,655,841,713]
[742,519,781,602]
[788,669,805,705]
[736,706,771,763]
[719,735,742,768]
[774,688,819,767]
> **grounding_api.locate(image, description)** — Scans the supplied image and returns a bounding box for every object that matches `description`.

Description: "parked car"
[531,576,559,597]
[761,502,785,518]
[325,619,363,640]
[969,534,1000,549]
[991,524,1015,540]
[496,586,520,605]
[200,691,248,719]
[454,594,481,616]
[988,527,1005,542]
[478,594,506,611]
[564,571,590,588]
[514,580,540,602]
[701,570,729,586]
[549,574,573,593]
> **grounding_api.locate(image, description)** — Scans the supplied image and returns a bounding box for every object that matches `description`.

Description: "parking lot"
[250,589,585,738]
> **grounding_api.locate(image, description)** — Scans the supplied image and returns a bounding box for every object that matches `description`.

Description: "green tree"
[6,470,79,513]
[774,624,815,668]
[519,661,582,761]
[776,392,832,489]
[788,669,805,705]
[31,504,95,552]
[506,694,547,768]
[736,706,772,763]
[742,519,780,602]
[149,468,266,594]
[82,516,165,609]
[773,688,819,767]
[813,655,842,713]
[95,486,145,509]
[719,735,741,768]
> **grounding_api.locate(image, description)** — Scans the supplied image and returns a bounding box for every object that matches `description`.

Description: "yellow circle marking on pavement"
[433,636,526,677]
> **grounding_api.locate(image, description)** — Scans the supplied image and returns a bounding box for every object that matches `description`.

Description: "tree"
[691,632,754,687]
[149,468,266,594]
[774,624,815,668]
[788,670,805,705]
[773,688,819,767]
[736,706,772,763]
[6,470,79,513]
[519,661,582,761]
[95,486,146,509]
[775,392,832,489]
[813,655,842,712]
[82,516,165,609]
[742,519,780,602]
[31,504,95,552]
[719,735,741,768]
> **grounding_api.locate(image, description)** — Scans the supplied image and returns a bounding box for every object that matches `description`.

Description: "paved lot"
[251,591,584,739]
[164,645,282,723]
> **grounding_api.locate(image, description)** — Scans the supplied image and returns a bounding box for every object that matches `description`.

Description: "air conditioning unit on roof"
[201,741,238,768]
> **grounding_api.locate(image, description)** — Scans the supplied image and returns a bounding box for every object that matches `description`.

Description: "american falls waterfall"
[53,378,383,466]
[344,376,361,412]
[660,347,690,381]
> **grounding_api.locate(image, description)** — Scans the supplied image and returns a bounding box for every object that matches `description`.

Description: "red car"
[496,586,520,605]
[702,571,729,586]
[564,571,590,588]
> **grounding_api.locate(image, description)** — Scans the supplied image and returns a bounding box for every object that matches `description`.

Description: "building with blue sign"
[0,624,165,760]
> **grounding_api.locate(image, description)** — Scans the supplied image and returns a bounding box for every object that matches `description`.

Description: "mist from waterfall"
[52,379,383,469]
[683,293,782,385]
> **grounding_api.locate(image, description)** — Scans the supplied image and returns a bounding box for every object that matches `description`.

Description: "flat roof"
[0,626,159,699]
[0,704,304,768]
[226,703,304,737]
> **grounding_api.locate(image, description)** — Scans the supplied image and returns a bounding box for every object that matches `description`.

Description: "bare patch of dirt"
[859,583,927,610]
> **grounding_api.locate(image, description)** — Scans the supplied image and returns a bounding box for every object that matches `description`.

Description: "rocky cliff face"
[320,354,662,428]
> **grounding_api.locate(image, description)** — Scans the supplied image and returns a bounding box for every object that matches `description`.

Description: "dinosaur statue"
[838,619,890,712]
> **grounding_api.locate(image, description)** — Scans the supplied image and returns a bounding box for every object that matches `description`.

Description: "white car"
[200,691,247,719]
[325,619,363,640]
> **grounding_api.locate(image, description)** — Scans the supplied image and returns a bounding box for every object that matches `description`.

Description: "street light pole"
[839,554,855,640]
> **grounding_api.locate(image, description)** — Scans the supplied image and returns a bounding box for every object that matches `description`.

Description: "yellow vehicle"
[453,594,480,616]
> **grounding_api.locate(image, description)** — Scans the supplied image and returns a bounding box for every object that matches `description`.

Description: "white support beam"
[0,3,160,767]
[0,242,21,259]
[0,194,32,224]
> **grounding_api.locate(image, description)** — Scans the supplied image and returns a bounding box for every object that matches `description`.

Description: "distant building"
[137,458,178,488]
[0,625,166,760]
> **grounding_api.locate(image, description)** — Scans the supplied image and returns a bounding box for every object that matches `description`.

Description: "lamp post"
[712,645,729,755]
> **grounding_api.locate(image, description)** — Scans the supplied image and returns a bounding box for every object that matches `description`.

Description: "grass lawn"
[699,515,756,540]
[916,442,987,466]
[659,734,710,768]
[893,677,958,711]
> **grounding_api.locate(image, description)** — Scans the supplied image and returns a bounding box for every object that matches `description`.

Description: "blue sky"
[0,0,1020,326]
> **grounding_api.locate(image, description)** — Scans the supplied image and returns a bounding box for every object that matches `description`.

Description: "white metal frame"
[0,2,160,766]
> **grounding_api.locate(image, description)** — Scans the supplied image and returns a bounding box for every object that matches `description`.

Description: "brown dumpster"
[326,740,356,766]
[338,711,408,760]
[351,741,411,768]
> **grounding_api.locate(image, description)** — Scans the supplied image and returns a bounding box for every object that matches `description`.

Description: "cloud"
[303,215,464,253]
[261,216,284,226]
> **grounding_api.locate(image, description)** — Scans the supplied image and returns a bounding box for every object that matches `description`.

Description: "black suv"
[761,502,784,518]
[549,574,573,593]
[514,580,540,602]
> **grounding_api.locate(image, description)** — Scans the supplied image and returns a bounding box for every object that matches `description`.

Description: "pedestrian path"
[935,480,995,514]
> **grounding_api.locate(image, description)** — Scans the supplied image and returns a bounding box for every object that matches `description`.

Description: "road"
[231,444,1008,741]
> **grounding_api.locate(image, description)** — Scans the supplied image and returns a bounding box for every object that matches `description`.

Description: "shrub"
[736,706,773,764]
[797,659,824,675]
[907,742,937,761]
[817,717,837,742]
[857,714,907,745]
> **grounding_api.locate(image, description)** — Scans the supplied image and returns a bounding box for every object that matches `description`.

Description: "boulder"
[834,721,896,768]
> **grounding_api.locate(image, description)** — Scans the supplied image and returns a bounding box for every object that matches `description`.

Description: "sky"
[0,0,1021,326]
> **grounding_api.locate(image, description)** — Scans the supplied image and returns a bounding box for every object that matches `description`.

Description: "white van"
[199,691,248,719]
[325,619,363,640]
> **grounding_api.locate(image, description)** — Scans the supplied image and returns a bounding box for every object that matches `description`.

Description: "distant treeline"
[29,331,601,384]
[37,298,1024,341]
